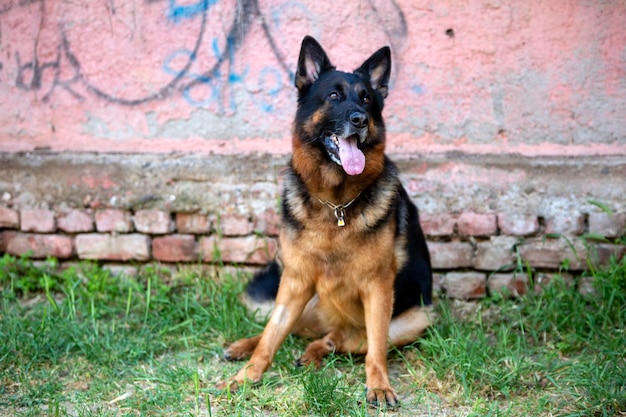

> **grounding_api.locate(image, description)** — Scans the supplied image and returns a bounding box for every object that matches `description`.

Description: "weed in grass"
[299,360,357,416]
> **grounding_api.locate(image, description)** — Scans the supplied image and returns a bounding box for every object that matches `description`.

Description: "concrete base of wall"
[1,151,625,299]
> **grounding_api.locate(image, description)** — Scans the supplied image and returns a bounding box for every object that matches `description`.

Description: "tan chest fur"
[280,206,398,330]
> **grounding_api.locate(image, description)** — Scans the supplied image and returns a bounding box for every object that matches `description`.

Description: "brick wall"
[2,197,624,300]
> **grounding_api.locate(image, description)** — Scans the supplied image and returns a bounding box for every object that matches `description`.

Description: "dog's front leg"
[218,273,314,390]
[362,277,398,408]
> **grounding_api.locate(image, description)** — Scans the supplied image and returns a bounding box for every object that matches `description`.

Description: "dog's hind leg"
[296,305,435,367]
[296,335,336,368]
[388,305,435,348]
[296,329,364,368]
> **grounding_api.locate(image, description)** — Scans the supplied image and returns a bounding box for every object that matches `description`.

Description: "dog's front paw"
[216,374,258,392]
[365,386,399,409]
[216,378,241,392]
[217,364,264,392]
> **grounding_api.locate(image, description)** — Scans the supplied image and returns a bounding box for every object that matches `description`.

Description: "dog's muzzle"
[323,119,368,176]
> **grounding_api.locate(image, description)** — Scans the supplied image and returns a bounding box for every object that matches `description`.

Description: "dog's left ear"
[355,46,391,98]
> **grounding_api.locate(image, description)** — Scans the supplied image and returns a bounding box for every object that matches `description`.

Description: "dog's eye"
[362,95,371,105]
[328,92,339,100]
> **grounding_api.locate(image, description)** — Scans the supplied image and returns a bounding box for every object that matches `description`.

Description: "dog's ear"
[355,46,391,98]
[295,36,335,91]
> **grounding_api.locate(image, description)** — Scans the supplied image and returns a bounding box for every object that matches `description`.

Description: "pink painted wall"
[1,0,625,157]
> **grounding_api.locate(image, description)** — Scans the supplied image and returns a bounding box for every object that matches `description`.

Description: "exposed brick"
[420,213,456,237]
[428,241,474,269]
[102,264,139,278]
[152,234,199,262]
[217,213,254,236]
[588,243,625,267]
[76,233,150,261]
[474,236,517,271]
[518,238,586,270]
[0,231,73,259]
[441,272,487,299]
[432,272,444,293]
[532,272,574,294]
[578,275,595,296]
[0,206,19,229]
[218,264,262,278]
[588,212,626,238]
[20,209,55,233]
[1,231,10,252]
[32,260,58,270]
[253,208,282,236]
[544,212,584,235]
[134,210,174,235]
[96,209,133,233]
[487,273,528,297]
[140,262,177,278]
[58,261,82,273]
[200,235,277,264]
[457,212,497,237]
[188,263,261,280]
[57,209,94,233]
[176,212,211,234]
[498,213,539,236]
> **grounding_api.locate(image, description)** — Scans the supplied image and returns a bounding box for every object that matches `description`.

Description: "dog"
[217,35,434,408]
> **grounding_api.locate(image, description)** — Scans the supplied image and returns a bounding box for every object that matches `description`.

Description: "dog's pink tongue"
[338,136,365,176]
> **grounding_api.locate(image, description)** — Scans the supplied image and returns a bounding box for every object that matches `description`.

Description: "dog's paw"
[216,378,241,392]
[295,346,325,368]
[365,386,399,409]
[223,347,248,362]
[223,337,258,361]
[294,354,323,368]
[295,338,332,368]
[216,375,259,392]
[217,364,264,392]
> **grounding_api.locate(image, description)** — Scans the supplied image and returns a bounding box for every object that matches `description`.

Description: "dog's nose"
[350,111,368,129]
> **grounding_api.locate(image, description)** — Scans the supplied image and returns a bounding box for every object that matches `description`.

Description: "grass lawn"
[0,253,624,416]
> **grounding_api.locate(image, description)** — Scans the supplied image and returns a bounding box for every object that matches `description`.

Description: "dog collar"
[318,192,361,227]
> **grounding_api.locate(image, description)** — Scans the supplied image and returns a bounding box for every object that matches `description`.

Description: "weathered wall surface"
[1,0,625,298]
[1,0,625,154]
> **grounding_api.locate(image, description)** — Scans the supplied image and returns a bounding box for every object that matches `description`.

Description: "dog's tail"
[242,260,281,318]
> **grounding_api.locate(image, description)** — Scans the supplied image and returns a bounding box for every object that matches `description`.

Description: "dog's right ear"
[295,36,335,91]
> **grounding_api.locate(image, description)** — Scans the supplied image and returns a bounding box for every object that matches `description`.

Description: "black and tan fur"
[217,36,433,407]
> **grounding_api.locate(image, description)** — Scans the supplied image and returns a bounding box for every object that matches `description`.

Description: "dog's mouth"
[323,133,366,176]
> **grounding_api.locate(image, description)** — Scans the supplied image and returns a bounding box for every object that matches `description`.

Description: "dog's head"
[293,36,391,177]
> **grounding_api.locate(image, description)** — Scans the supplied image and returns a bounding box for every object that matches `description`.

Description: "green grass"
[0,253,624,416]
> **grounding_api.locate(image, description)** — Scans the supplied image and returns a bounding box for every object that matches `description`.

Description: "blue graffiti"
[412,84,425,95]
[168,0,216,23]
[256,67,283,112]
[162,37,255,112]
[163,48,217,108]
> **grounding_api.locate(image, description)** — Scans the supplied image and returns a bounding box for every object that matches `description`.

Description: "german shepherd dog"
[218,36,433,407]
